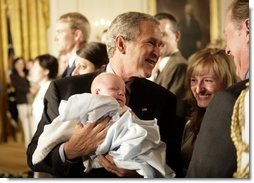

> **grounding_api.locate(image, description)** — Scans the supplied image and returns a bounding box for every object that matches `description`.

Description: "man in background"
[153,13,188,162]
[54,12,90,77]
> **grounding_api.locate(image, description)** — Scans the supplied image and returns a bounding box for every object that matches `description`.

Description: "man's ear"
[175,31,181,42]
[244,18,249,43]
[245,18,250,34]
[44,69,49,77]
[115,36,126,54]
[74,29,84,42]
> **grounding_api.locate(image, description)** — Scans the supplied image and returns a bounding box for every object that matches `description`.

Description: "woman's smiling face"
[190,69,224,108]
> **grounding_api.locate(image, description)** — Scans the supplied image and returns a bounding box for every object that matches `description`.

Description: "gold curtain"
[7,0,49,59]
[148,0,157,15]
[0,0,9,142]
[210,0,221,45]
[0,0,49,142]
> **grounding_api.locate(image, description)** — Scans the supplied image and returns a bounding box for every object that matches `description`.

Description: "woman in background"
[28,54,58,178]
[29,54,58,135]
[72,42,109,76]
[10,57,33,147]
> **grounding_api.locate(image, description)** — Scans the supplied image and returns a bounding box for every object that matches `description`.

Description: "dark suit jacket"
[155,52,189,172]
[27,70,180,177]
[186,79,249,178]
[155,51,188,118]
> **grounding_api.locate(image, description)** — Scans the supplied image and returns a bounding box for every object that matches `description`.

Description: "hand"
[98,154,142,178]
[64,116,112,160]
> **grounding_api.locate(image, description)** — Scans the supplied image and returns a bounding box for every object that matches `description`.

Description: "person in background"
[186,0,249,177]
[29,54,59,136]
[178,3,202,59]
[54,12,90,78]
[28,54,58,178]
[181,48,239,176]
[25,58,36,105]
[26,59,34,71]
[6,73,19,129]
[152,13,188,159]
[57,52,68,77]
[10,57,34,147]
[27,11,178,178]
[71,42,109,76]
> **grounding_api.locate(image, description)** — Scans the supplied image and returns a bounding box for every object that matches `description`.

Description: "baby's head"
[91,73,126,107]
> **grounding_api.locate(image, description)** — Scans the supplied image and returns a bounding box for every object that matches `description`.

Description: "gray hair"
[105,11,159,58]
[228,0,249,30]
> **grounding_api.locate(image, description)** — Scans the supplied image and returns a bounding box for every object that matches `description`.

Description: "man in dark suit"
[54,12,91,78]
[153,13,188,118]
[186,0,249,177]
[27,12,180,178]
[153,14,188,162]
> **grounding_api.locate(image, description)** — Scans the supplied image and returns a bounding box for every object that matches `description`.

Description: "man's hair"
[154,12,179,32]
[105,11,159,58]
[58,12,91,44]
[229,0,249,29]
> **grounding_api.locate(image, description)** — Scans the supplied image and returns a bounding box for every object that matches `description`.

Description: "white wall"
[47,0,233,56]
[48,0,150,56]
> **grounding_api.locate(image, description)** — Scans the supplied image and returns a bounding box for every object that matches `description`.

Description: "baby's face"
[99,78,126,107]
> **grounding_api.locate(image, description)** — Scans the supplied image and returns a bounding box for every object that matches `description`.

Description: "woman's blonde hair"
[185,48,239,141]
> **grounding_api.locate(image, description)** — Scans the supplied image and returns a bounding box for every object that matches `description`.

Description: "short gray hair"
[105,12,159,58]
[228,0,249,30]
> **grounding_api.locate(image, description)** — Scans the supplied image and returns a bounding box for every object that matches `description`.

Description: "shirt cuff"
[59,143,66,163]
[59,143,80,164]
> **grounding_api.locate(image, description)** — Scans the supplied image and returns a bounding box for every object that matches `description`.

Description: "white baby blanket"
[32,93,175,178]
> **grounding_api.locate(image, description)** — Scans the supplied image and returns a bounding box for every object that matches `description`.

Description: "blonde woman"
[181,48,239,176]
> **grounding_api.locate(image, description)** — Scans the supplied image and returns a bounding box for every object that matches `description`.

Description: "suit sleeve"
[161,92,182,177]
[186,91,237,177]
[26,80,85,177]
[166,63,187,96]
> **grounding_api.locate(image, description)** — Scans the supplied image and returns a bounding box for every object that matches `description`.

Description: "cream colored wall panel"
[78,0,149,42]
[48,0,152,55]
[57,0,79,15]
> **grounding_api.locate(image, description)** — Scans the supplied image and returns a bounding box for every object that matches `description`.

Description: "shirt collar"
[245,69,249,79]
[106,63,114,73]
[68,53,77,67]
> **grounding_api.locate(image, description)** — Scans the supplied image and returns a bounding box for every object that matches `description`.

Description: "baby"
[32,73,174,178]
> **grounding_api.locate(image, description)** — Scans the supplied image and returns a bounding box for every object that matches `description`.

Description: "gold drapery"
[148,0,156,15]
[0,0,9,142]
[0,0,49,142]
[7,0,49,59]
